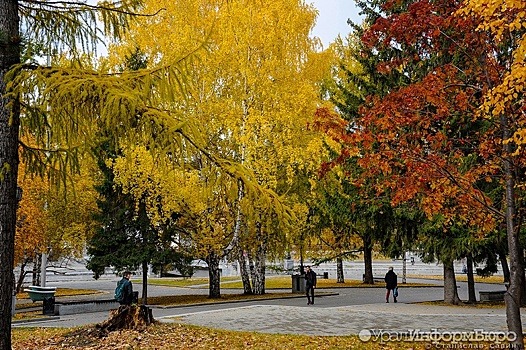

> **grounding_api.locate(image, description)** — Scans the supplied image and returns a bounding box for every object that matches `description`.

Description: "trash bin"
[43,296,55,315]
[323,272,329,279]
[291,274,305,293]
[132,291,139,304]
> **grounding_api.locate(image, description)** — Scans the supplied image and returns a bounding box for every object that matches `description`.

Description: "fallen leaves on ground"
[407,275,505,284]
[146,292,297,306]
[12,310,44,321]
[415,300,508,309]
[140,277,240,288]
[143,276,436,290]
[12,323,432,349]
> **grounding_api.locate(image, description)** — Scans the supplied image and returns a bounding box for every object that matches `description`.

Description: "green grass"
[416,300,507,308]
[145,292,298,306]
[408,274,506,284]
[145,276,438,289]
[142,276,240,287]
[220,276,436,289]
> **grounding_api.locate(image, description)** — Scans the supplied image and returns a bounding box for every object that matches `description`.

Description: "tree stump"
[95,305,155,336]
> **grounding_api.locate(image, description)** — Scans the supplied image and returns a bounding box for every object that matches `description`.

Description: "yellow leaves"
[512,128,526,152]
[111,145,207,225]
[460,0,526,40]
[13,321,389,350]
[460,1,526,165]
[99,0,334,254]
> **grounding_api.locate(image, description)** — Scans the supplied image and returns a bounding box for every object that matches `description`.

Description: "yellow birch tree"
[458,1,526,345]
[108,0,334,294]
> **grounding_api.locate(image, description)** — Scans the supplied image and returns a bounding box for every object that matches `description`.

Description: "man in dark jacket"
[117,271,134,305]
[384,267,397,303]
[305,266,317,305]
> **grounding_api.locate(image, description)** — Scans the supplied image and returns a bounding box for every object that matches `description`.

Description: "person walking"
[305,266,317,305]
[115,271,134,305]
[384,267,398,303]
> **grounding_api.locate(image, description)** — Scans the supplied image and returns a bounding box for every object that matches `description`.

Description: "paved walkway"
[160,301,514,336]
[15,285,523,338]
[13,270,522,338]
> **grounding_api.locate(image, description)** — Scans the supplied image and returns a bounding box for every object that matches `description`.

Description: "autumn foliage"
[317,0,517,233]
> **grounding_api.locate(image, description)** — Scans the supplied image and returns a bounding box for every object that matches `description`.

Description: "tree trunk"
[248,253,256,283]
[237,246,252,295]
[500,251,510,283]
[443,260,461,305]
[141,261,148,305]
[501,114,524,348]
[517,249,526,306]
[0,2,21,348]
[207,253,221,298]
[466,254,477,303]
[362,234,374,284]
[336,257,345,283]
[15,259,29,293]
[252,223,266,295]
[95,305,154,336]
[32,253,41,286]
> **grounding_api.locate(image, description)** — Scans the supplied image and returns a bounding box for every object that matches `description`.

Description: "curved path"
[13,276,524,340]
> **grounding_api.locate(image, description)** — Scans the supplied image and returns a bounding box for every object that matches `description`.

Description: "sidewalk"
[161,302,513,336]
[12,277,521,336]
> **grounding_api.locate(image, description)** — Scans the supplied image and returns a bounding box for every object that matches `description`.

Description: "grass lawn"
[219,276,436,289]
[146,276,436,289]
[11,323,440,349]
[408,274,506,284]
[416,300,507,309]
[146,292,300,306]
[138,276,240,287]
[12,310,49,322]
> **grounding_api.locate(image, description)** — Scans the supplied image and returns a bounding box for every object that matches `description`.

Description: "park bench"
[362,274,384,283]
[25,286,56,302]
[479,290,506,302]
[53,299,120,315]
[51,291,139,315]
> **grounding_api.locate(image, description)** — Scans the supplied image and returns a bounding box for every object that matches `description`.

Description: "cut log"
[59,305,155,346]
[95,305,155,336]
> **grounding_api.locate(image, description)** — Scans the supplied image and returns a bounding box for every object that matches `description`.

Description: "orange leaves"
[364,0,455,60]
[15,162,49,265]
[13,323,380,350]
[311,107,352,145]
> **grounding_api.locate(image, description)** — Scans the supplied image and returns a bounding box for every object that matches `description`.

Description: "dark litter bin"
[43,296,55,315]
[133,291,139,304]
[291,274,305,293]
[323,272,329,279]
